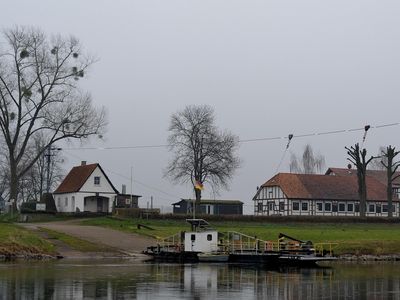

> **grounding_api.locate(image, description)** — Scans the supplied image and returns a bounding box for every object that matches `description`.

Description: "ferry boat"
[143,219,337,267]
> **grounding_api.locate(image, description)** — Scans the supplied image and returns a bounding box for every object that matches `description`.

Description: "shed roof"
[173,199,243,205]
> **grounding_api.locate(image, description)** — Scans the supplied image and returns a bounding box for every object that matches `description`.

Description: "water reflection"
[0,260,400,299]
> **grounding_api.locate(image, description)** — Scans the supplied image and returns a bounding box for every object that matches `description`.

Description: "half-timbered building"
[253,168,400,217]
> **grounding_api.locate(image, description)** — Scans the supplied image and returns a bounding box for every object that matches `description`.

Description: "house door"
[97,198,103,212]
[71,197,75,212]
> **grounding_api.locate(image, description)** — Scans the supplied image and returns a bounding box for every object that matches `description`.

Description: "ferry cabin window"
[301,202,308,211]
[347,203,354,212]
[207,234,212,241]
[325,203,332,212]
[191,234,196,241]
[376,205,382,214]
[316,203,323,211]
[338,203,345,212]
[383,205,388,213]
[369,204,375,213]
[292,202,300,211]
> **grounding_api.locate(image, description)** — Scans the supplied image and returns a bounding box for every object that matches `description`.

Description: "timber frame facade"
[253,169,400,217]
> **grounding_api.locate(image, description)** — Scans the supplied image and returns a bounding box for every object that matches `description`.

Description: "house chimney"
[81,161,86,166]
[122,184,126,194]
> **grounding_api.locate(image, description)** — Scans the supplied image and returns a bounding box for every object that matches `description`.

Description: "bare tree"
[380,145,400,218]
[289,144,325,174]
[165,105,240,207]
[345,143,374,217]
[369,146,387,170]
[18,134,65,202]
[0,27,107,206]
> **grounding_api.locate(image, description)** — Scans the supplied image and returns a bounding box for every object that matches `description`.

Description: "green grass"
[81,217,400,255]
[39,228,113,253]
[0,223,55,255]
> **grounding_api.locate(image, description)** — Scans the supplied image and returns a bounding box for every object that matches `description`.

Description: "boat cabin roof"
[186,219,211,231]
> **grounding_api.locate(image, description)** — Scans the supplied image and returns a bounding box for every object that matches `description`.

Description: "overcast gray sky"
[2,0,400,213]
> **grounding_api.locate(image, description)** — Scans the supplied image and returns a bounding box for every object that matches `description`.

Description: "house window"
[257,202,263,212]
[338,203,345,212]
[332,203,338,212]
[347,203,354,212]
[191,234,196,241]
[355,203,360,213]
[376,205,382,214]
[65,197,68,207]
[325,202,331,212]
[301,202,308,211]
[383,205,388,213]
[316,202,323,211]
[369,204,375,213]
[268,190,273,198]
[293,202,300,211]
[207,234,212,241]
[94,176,100,185]
[279,202,285,211]
[268,202,274,211]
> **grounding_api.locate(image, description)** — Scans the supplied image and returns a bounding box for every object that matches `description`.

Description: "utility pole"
[130,166,133,208]
[44,146,62,194]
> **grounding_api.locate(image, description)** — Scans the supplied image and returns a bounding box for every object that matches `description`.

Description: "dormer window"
[94,176,100,185]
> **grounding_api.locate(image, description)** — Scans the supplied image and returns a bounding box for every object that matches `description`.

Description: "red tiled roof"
[54,163,98,194]
[326,167,400,186]
[260,173,391,201]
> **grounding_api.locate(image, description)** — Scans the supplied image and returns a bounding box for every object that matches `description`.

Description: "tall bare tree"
[165,105,240,208]
[345,143,374,217]
[289,144,325,174]
[0,27,107,206]
[380,145,400,218]
[369,146,387,171]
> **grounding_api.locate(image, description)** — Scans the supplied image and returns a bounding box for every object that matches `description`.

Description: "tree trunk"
[387,184,393,218]
[9,160,18,211]
[194,188,201,216]
[387,154,393,218]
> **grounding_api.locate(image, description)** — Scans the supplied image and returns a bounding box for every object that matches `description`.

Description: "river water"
[0,260,399,299]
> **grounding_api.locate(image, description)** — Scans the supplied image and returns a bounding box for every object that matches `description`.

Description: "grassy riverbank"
[0,223,55,257]
[81,217,400,256]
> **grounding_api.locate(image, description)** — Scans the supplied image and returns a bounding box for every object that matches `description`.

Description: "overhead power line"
[62,121,400,151]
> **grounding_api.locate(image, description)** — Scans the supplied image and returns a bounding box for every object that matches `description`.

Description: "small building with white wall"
[53,162,119,213]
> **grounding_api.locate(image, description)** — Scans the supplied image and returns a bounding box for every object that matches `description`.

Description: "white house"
[53,162,119,213]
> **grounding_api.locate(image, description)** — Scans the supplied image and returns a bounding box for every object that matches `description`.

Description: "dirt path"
[20,220,155,259]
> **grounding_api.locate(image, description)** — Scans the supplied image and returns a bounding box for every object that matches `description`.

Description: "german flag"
[194,181,204,190]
